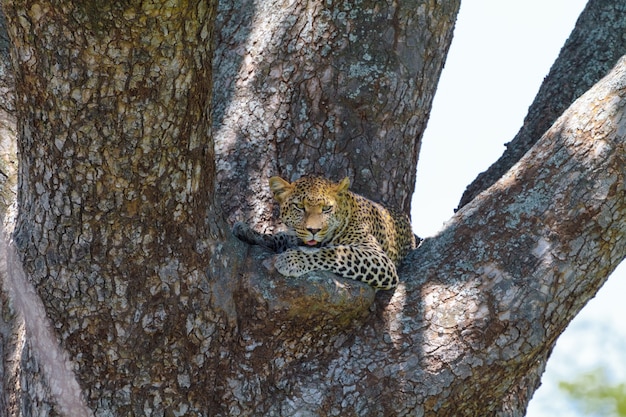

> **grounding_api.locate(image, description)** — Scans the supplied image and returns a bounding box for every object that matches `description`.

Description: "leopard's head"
[269,176,350,247]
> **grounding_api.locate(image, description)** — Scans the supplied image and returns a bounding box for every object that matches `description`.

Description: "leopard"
[232,175,417,290]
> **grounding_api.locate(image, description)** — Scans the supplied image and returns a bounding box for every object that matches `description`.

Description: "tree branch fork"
[232,56,626,414]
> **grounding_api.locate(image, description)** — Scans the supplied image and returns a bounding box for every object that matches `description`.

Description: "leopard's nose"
[307,228,321,235]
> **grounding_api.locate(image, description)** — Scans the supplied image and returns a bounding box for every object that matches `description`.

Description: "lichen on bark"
[0,0,624,415]
[213,0,460,227]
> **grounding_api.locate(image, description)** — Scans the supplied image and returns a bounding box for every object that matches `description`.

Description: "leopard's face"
[269,176,351,247]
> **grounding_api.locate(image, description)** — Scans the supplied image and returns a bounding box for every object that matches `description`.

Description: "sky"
[410,1,626,416]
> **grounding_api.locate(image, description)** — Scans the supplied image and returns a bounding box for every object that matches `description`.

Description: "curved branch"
[388,54,625,415]
[458,0,626,209]
[233,55,626,416]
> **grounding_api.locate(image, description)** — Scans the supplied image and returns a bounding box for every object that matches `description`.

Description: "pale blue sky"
[410,2,626,416]
[412,0,587,234]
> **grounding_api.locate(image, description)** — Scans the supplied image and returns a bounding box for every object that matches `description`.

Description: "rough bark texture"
[213,0,460,227]
[0,7,15,223]
[228,57,626,416]
[0,8,18,417]
[0,1,238,415]
[0,0,624,416]
[458,0,626,209]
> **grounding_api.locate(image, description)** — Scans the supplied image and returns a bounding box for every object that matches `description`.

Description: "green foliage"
[559,368,626,416]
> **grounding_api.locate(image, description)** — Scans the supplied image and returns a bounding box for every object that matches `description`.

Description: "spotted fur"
[233,176,416,290]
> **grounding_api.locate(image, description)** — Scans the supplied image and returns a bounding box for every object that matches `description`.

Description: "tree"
[0,0,624,416]
[458,0,626,209]
[560,368,626,417]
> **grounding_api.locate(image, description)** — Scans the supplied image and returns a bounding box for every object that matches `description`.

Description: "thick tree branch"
[231,55,626,416]
[212,0,460,226]
[365,54,625,416]
[406,68,624,415]
[458,0,626,209]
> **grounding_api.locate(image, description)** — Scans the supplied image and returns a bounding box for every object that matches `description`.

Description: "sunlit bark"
[229,56,626,416]
[213,0,460,225]
[459,0,626,209]
[0,0,624,416]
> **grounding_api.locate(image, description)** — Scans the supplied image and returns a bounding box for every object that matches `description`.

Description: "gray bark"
[230,56,626,416]
[458,0,626,209]
[212,0,460,227]
[0,0,624,416]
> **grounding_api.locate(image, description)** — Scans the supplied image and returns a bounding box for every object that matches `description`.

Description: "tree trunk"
[226,56,626,416]
[0,1,242,415]
[0,0,624,416]
[213,0,459,226]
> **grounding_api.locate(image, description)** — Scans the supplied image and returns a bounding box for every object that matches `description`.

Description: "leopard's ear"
[269,176,294,203]
[336,177,351,194]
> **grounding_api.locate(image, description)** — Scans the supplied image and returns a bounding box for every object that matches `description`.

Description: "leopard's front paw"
[274,250,308,277]
[232,221,251,240]
[232,221,262,246]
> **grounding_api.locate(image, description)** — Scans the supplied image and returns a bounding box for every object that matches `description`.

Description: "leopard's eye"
[293,202,305,211]
[321,205,333,213]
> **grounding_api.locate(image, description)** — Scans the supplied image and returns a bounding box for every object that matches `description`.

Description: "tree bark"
[228,56,626,416]
[458,0,626,209]
[212,0,460,226]
[0,0,624,416]
[397,56,626,415]
[0,7,15,222]
[0,1,242,415]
